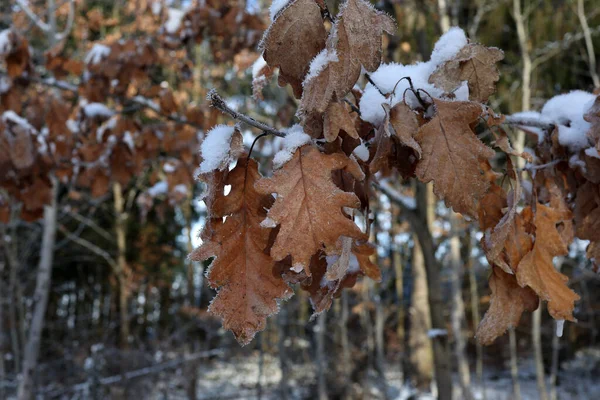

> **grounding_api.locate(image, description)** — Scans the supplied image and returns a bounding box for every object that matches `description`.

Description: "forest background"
[1,0,600,399]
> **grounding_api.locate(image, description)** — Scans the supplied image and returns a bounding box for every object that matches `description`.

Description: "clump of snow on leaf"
[541,90,596,151]
[273,125,311,169]
[429,27,468,67]
[359,27,470,125]
[199,125,237,174]
[303,49,339,86]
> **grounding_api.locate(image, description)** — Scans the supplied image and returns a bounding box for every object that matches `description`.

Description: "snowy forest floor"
[114,352,600,400]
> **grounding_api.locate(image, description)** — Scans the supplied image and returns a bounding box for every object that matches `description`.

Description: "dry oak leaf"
[260,0,327,98]
[255,145,367,275]
[430,43,504,103]
[351,240,381,281]
[476,266,538,345]
[516,204,580,322]
[389,102,422,157]
[574,181,600,264]
[482,159,522,274]
[300,0,395,113]
[324,101,359,142]
[584,94,600,151]
[370,103,420,177]
[415,99,495,218]
[189,159,292,345]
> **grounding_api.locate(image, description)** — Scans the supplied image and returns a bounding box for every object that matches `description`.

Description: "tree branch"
[207,89,286,137]
[504,115,555,130]
[57,224,117,269]
[16,0,50,33]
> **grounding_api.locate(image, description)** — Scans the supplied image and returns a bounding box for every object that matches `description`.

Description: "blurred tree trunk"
[392,207,405,351]
[533,302,548,400]
[512,0,532,164]
[549,319,560,400]
[509,327,522,400]
[464,230,486,400]
[3,224,21,373]
[278,304,290,400]
[316,312,327,400]
[340,291,351,385]
[0,255,6,399]
[415,182,452,400]
[183,194,198,400]
[449,213,473,400]
[408,236,434,390]
[113,182,130,348]
[17,177,58,400]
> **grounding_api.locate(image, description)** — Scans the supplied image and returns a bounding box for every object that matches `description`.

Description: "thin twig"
[57,224,117,268]
[504,115,555,130]
[207,89,286,137]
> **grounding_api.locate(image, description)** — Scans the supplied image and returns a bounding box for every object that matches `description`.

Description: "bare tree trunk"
[408,236,434,391]
[0,256,6,399]
[278,305,290,400]
[509,328,522,400]
[340,291,351,385]
[512,0,532,168]
[449,213,473,400]
[549,319,560,400]
[17,177,58,400]
[437,0,451,33]
[316,312,327,400]
[183,195,198,400]
[416,182,453,400]
[113,182,130,348]
[4,228,21,374]
[533,303,548,400]
[577,0,600,88]
[464,231,486,400]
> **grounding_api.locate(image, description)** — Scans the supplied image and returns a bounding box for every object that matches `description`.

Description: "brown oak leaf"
[516,204,580,321]
[574,181,600,265]
[476,266,538,345]
[482,159,522,274]
[584,94,600,151]
[255,145,366,275]
[351,240,381,281]
[260,0,327,98]
[189,159,292,345]
[324,101,359,142]
[415,99,495,218]
[370,103,420,177]
[300,0,395,113]
[430,43,504,103]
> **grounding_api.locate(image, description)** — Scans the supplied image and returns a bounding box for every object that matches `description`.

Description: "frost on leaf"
[300,0,395,114]
[255,145,366,275]
[415,100,495,218]
[430,43,504,103]
[189,159,292,345]
[516,204,580,322]
[476,266,538,345]
[260,0,327,98]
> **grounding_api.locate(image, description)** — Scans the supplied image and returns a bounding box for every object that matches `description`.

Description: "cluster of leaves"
[0,1,266,222]
[192,0,598,346]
